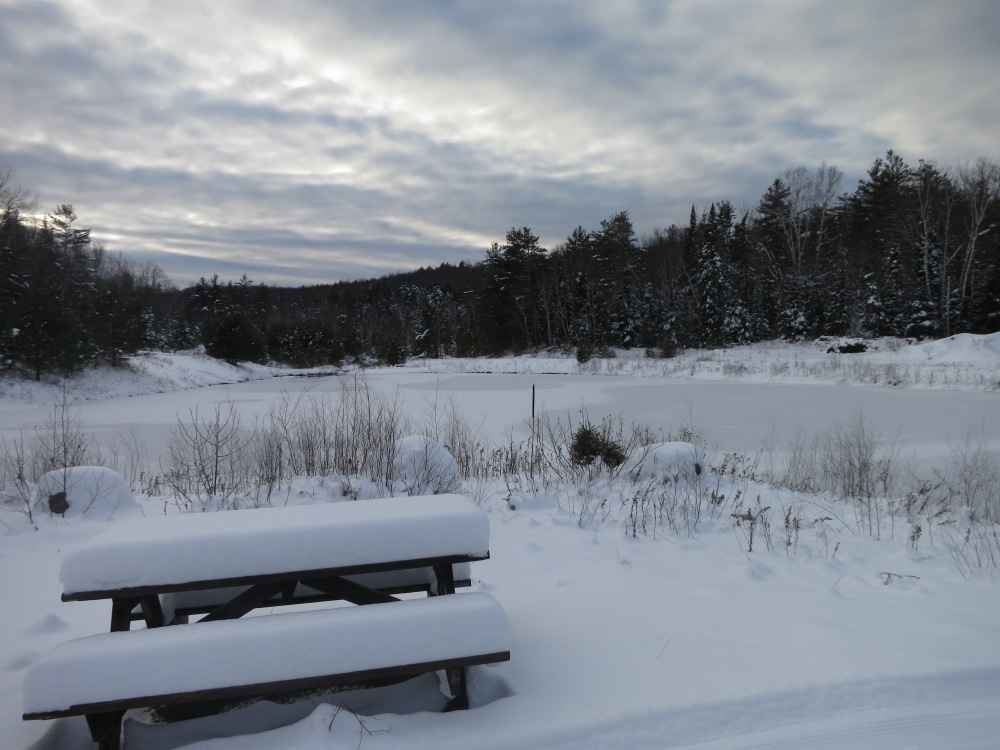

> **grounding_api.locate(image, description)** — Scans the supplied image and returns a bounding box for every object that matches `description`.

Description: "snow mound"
[392,436,463,495]
[622,441,704,484]
[908,332,1000,364]
[35,466,138,520]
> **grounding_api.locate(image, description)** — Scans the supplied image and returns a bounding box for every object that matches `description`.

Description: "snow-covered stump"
[392,436,463,495]
[621,442,705,485]
[35,466,138,520]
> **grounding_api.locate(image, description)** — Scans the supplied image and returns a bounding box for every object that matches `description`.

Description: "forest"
[2,150,999,379]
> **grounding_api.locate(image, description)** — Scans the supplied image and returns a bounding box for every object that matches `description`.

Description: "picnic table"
[23,494,511,750]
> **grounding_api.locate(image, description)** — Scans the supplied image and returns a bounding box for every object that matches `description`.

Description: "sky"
[1,1,998,288]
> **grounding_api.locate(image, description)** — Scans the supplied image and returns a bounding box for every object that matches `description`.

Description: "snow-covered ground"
[2,336,999,749]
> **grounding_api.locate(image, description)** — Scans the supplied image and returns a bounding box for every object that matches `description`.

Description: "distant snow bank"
[402,332,1000,391]
[0,333,997,411]
[0,348,336,410]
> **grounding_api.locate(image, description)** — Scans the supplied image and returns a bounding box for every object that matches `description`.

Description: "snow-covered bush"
[622,441,704,484]
[392,436,462,495]
[35,466,138,520]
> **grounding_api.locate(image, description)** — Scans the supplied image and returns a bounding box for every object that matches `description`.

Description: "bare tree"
[781,163,843,275]
[908,161,956,333]
[0,164,36,219]
[955,158,1000,311]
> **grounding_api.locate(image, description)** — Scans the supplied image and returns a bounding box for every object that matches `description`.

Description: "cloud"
[1,0,997,286]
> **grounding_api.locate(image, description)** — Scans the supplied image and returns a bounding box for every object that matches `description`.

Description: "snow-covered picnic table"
[23,495,510,750]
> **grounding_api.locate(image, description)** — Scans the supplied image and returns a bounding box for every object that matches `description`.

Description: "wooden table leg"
[140,595,165,629]
[85,711,124,750]
[432,564,456,596]
[110,598,139,632]
[443,667,469,711]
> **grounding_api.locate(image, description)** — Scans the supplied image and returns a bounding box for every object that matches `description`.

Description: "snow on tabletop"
[23,592,509,715]
[60,495,489,596]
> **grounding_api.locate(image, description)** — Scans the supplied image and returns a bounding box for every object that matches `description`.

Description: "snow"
[0,348,332,410]
[34,466,138,521]
[622,441,704,484]
[23,592,509,716]
[392,436,463,495]
[2,334,1000,749]
[61,495,489,596]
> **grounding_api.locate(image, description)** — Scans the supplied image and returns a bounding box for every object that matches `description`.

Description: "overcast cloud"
[1,0,997,287]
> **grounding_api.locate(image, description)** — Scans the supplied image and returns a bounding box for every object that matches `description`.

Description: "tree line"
[2,150,998,379]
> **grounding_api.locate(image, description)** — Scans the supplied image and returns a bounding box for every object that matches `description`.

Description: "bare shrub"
[944,424,1000,523]
[165,403,256,510]
[1,396,104,523]
[293,393,339,477]
[103,427,155,495]
[0,434,39,523]
[417,382,489,480]
[731,495,773,553]
[943,523,1000,577]
[762,411,898,539]
[330,372,410,493]
[763,424,823,493]
[31,392,94,478]
[624,475,706,538]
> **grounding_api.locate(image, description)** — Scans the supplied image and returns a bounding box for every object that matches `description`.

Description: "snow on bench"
[23,592,510,719]
[61,495,490,599]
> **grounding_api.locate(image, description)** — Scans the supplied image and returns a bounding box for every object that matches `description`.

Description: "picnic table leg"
[431,564,456,596]
[140,595,165,629]
[110,597,139,632]
[85,711,124,750]
[443,667,469,711]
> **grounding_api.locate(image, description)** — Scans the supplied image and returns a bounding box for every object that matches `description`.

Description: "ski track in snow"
[494,669,1000,750]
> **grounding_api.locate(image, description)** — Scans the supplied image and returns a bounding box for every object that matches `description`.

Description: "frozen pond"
[1,370,996,470]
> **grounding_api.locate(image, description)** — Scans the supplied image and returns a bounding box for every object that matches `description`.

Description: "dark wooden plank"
[198,582,286,622]
[23,651,511,720]
[443,667,468,711]
[84,711,124,750]
[63,553,489,602]
[110,597,139,632]
[432,564,457,595]
[302,576,399,605]
[165,577,474,620]
[140,595,165,629]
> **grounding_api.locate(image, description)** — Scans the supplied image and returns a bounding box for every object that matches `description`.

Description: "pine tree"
[204,313,267,365]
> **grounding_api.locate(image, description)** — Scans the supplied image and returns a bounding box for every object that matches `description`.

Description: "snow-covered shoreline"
[1,333,998,414]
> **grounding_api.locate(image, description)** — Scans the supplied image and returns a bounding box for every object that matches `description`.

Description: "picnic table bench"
[22,494,510,750]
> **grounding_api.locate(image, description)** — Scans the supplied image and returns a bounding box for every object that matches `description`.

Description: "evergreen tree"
[204,313,267,365]
[481,227,546,352]
[693,204,736,347]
